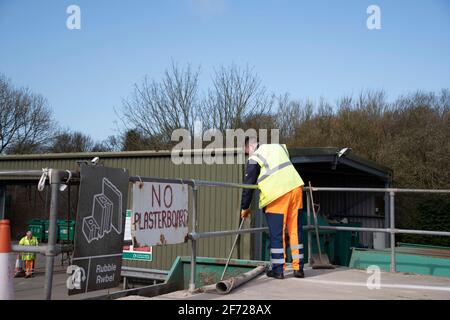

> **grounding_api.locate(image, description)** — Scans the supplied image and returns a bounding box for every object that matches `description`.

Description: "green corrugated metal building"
[0,147,393,273]
[0,150,251,271]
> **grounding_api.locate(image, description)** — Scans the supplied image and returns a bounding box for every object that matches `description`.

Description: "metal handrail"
[183,181,450,292]
[190,227,269,240]
[1,169,76,299]
[3,168,450,297]
[0,169,79,180]
[307,187,450,194]
[12,244,73,254]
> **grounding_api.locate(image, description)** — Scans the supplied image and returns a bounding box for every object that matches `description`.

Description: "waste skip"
[57,220,75,242]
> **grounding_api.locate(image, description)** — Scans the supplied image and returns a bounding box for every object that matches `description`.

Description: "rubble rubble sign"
[68,164,129,295]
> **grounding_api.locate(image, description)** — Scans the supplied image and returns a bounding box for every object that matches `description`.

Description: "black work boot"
[266,269,284,279]
[294,270,305,278]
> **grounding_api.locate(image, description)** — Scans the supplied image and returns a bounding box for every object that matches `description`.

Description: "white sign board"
[132,182,189,246]
[123,209,132,241]
[123,209,152,261]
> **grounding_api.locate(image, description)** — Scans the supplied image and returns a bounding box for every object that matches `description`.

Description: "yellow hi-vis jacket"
[249,144,304,208]
[19,236,39,261]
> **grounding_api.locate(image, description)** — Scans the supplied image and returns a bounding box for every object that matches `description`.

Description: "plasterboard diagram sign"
[82,178,122,243]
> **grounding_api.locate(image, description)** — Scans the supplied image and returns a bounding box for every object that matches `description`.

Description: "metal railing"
[2,169,450,297]
[128,176,261,291]
[305,187,450,275]
[175,180,450,292]
[0,169,78,300]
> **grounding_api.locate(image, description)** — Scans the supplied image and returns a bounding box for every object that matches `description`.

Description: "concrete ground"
[9,249,450,300]
[9,251,123,300]
[121,265,450,300]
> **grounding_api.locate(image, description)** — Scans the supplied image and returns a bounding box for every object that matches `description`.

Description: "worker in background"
[240,136,305,279]
[16,231,39,278]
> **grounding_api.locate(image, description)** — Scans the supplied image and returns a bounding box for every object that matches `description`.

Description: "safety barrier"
[131,175,450,291]
[0,169,76,300]
[0,220,14,300]
[2,168,450,298]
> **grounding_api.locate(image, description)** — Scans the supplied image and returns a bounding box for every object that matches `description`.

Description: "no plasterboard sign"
[132,181,189,246]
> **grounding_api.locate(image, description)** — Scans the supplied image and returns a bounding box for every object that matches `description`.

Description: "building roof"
[0,147,392,181]
[289,147,392,182]
[0,148,243,160]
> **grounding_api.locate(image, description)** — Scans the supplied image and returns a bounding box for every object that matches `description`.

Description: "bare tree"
[119,129,164,151]
[275,93,313,143]
[47,129,114,153]
[48,130,96,153]
[98,135,122,152]
[0,75,55,154]
[118,62,200,148]
[202,64,274,131]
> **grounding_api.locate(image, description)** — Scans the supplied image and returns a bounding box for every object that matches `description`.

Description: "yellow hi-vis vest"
[249,144,304,208]
[19,236,39,261]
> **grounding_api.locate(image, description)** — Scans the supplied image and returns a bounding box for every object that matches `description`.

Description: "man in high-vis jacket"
[17,231,39,278]
[240,136,305,279]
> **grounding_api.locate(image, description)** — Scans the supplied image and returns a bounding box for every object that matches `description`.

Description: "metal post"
[189,185,198,292]
[123,277,128,290]
[44,170,61,300]
[306,191,312,264]
[389,191,396,273]
[384,186,390,248]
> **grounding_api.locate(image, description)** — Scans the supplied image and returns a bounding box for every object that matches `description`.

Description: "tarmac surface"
[121,265,450,300]
[9,249,450,300]
[10,251,123,300]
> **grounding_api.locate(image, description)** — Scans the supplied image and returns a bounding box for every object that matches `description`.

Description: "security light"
[332,147,352,170]
[91,157,100,165]
[337,147,352,158]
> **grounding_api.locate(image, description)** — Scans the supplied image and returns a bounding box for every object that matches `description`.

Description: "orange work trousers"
[24,260,34,276]
[265,186,303,273]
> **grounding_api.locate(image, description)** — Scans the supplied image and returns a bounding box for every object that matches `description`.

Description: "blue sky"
[0,0,449,140]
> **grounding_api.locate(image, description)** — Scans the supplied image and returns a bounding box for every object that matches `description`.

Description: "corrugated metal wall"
[0,152,248,270]
[1,151,392,266]
[299,166,388,248]
[314,192,385,247]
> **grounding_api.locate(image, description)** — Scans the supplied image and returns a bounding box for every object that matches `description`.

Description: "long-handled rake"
[221,218,245,280]
[308,181,335,269]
